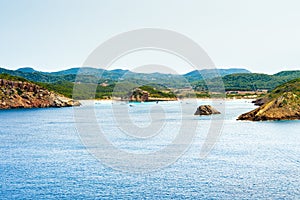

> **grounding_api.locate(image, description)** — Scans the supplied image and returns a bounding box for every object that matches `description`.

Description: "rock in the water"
[194,105,221,115]
[251,97,267,106]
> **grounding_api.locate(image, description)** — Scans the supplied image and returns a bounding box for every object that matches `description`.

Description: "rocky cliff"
[0,78,80,109]
[238,78,300,121]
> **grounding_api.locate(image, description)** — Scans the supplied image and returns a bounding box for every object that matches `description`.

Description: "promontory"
[0,74,80,109]
[238,78,300,121]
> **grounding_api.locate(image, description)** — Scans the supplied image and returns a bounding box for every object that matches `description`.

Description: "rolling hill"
[1,67,300,95]
[193,71,300,92]
[184,68,251,82]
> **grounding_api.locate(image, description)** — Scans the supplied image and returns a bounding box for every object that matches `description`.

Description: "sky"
[0,0,300,74]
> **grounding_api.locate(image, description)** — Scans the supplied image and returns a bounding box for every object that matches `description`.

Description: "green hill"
[192,71,300,91]
[1,67,300,95]
[40,81,176,100]
[0,74,176,100]
[0,73,29,82]
[264,78,300,100]
[184,68,251,82]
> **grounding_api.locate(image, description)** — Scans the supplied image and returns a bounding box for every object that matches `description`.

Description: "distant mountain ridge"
[1,67,300,92]
[13,67,250,76]
[16,67,37,73]
[0,67,251,85]
[184,68,251,82]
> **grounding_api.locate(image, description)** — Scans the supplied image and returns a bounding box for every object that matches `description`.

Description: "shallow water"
[1,100,299,199]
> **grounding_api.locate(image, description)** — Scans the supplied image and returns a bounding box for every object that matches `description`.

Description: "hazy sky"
[0,0,300,74]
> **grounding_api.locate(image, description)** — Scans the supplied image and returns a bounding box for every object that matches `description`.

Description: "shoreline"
[81,98,256,104]
[83,97,257,101]
[0,98,256,110]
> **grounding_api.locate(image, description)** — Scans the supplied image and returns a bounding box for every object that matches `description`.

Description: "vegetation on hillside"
[1,67,300,99]
[40,81,177,100]
[139,85,176,98]
[193,72,300,91]
[0,73,29,82]
[263,78,300,100]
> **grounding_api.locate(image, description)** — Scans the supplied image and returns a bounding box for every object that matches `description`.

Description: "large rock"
[194,105,221,115]
[251,97,267,106]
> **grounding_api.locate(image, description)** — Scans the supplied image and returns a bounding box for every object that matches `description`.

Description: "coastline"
[80,98,256,104]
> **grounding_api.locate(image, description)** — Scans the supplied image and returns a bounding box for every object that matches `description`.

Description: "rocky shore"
[0,79,80,109]
[238,92,300,121]
[238,79,300,121]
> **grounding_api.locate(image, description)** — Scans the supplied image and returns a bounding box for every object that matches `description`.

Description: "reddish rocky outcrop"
[0,79,80,109]
[129,88,149,102]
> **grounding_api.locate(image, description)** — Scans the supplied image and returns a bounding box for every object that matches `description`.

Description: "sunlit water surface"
[1,100,299,199]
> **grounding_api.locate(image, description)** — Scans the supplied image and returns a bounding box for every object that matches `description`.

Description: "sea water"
[1,100,299,199]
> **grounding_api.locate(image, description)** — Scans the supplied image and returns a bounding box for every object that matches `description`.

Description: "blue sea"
[1,100,299,199]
